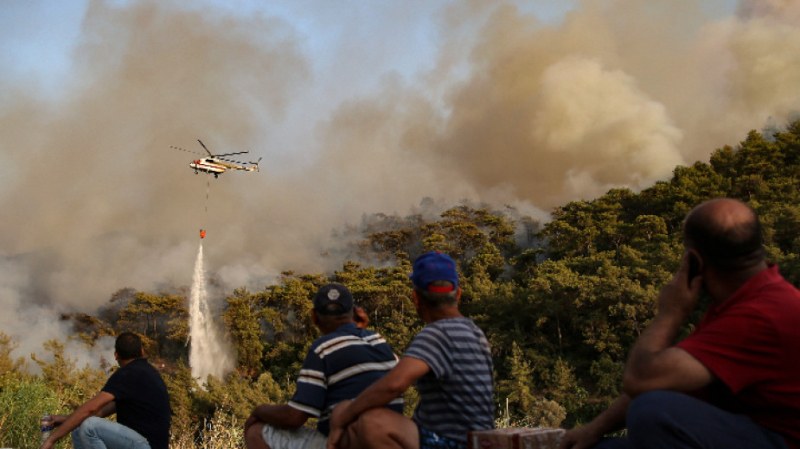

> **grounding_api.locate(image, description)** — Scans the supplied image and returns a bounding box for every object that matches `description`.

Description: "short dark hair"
[316,302,350,316]
[314,308,353,325]
[115,332,143,360]
[683,200,765,271]
[415,280,458,307]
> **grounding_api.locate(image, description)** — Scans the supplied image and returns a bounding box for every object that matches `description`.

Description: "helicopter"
[170,139,261,178]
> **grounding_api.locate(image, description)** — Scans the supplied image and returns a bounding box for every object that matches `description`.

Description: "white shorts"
[260,424,327,449]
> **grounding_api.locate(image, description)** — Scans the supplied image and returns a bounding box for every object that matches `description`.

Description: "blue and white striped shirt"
[405,317,495,443]
[288,323,402,435]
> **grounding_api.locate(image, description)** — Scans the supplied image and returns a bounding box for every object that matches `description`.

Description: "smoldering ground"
[1,0,799,365]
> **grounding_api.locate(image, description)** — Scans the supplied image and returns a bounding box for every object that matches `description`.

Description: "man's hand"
[39,438,56,449]
[327,400,353,449]
[622,252,712,395]
[353,306,369,329]
[559,424,602,449]
[559,395,629,449]
[51,415,68,426]
[39,416,67,449]
[656,251,703,322]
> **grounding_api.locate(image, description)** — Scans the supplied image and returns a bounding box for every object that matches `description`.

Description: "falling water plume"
[189,242,234,385]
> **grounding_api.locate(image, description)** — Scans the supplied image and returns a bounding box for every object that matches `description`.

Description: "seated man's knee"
[356,408,390,433]
[244,423,268,449]
[72,416,104,448]
[354,408,400,439]
[74,416,104,437]
[351,408,418,449]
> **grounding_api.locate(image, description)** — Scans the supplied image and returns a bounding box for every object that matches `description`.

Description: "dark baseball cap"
[313,283,354,315]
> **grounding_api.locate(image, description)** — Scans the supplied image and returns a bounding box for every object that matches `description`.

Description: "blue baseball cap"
[410,251,459,292]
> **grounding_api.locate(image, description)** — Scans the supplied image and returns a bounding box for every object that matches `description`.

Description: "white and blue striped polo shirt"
[288,323,403,435]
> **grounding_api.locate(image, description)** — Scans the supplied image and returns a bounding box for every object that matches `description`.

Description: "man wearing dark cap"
[327,251,495,449]
[245,283,402,449]
[561,198,800,449]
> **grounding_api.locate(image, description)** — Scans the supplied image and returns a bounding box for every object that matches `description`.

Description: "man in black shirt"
[40,332,171,449]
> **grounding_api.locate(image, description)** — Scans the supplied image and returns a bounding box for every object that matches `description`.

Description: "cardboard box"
[468,427,565,449]
[518,428,565,449]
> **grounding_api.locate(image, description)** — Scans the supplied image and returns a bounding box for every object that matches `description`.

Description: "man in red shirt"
[560,198,800,449]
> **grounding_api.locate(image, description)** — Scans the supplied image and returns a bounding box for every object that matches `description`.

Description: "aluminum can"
[40,414,54,443]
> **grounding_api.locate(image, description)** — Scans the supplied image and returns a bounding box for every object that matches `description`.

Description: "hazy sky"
[2,0,799,363]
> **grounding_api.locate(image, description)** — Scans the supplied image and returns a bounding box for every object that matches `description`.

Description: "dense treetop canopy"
[2,121,799,447]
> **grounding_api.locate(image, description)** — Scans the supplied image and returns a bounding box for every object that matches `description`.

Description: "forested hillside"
[2,121,799,448]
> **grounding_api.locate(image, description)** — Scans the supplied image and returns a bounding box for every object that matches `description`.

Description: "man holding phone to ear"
[560,198,800,449]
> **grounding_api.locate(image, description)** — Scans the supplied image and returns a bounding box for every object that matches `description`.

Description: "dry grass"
[170,408,245,449]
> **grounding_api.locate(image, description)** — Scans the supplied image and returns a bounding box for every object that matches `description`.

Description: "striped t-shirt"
[405,317,495,443]
[288,322,402,435]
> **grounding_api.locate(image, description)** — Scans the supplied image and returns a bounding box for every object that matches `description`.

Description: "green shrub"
[0,379,64,449]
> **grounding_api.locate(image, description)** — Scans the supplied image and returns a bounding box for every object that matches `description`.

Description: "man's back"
[102,358,171,449]
[677,265,800,447]
[289,322,401,435]
[405,316,495,443]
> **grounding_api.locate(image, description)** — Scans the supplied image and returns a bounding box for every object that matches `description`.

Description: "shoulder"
[424,317,485,336]
[747,265,800,300]
[309,325,356,350]
[727,271,800,323]
[411,318,465,346]
[117,358,164,382]
[308,325,390,359]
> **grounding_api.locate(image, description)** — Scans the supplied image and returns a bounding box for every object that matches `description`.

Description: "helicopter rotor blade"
[170,145,205,156]
[218,157,249,164]
[215,151,249,158]
[197,139,213,156]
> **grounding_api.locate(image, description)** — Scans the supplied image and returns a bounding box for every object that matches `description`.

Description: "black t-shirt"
[102,358,171,449]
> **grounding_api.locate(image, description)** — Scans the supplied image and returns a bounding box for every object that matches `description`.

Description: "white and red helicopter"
[170,139,261,178]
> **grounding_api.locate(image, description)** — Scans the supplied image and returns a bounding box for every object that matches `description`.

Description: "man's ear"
[311,309,320,327]
[687,248,704,280]
[411,290,421,308]
[455,287,463,304]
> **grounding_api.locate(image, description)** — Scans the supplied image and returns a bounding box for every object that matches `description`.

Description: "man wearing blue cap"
[327,252,495,449]
[245,283,402,449]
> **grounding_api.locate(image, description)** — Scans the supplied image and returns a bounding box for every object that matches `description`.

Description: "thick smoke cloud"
[1,0,799,364]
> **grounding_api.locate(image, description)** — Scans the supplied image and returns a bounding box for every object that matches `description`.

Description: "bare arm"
[96,401,116,418]
[560,394,630,449]
[623,252,713,396]
[327,356,429,449]
[563,254,715,449]
[244,404,309,432]
[39,391,115,449]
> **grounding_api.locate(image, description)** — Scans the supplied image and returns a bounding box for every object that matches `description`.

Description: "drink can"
[40,414,54,443]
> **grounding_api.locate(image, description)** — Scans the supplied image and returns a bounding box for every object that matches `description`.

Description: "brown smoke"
[1,0,799,361]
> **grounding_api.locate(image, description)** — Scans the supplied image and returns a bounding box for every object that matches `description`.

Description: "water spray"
[188,242,234,385]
